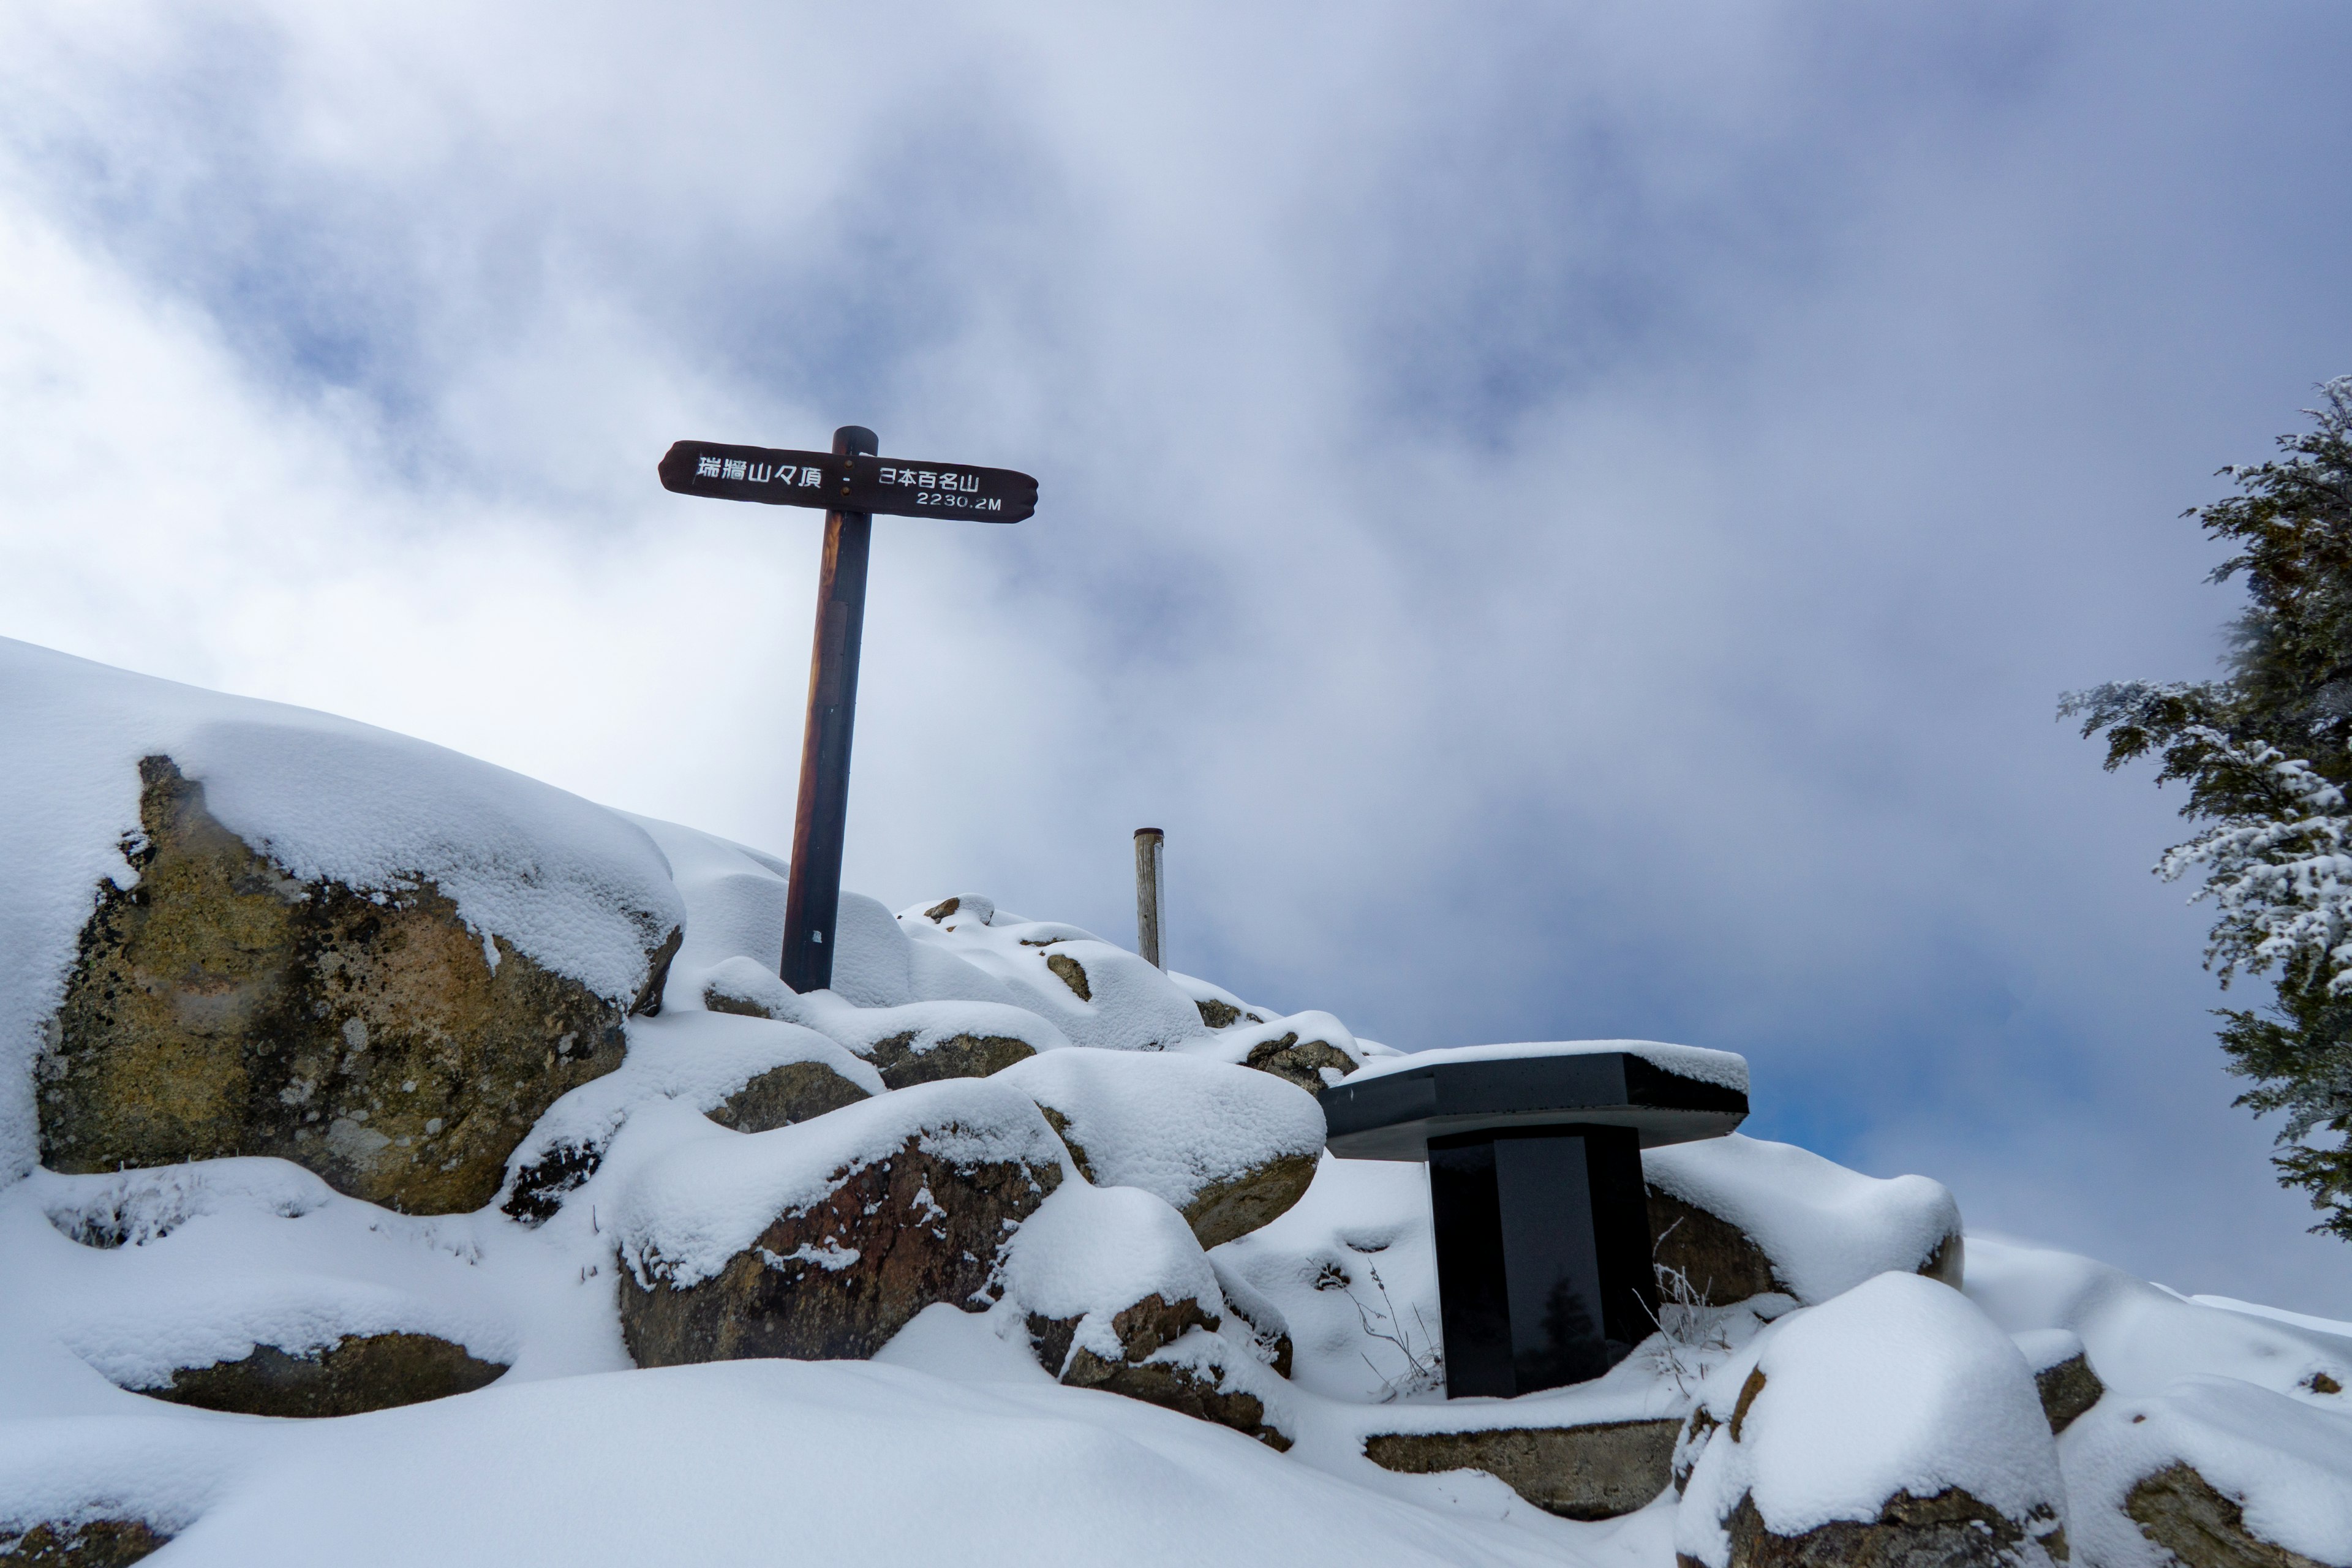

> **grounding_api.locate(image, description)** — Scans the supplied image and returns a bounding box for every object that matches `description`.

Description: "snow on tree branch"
[2159,727,2352,992]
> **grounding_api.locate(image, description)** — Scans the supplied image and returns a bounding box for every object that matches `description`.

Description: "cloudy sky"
[4,2,2350,1311]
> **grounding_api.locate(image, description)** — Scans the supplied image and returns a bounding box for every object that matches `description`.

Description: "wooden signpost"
[659,427,1038,993]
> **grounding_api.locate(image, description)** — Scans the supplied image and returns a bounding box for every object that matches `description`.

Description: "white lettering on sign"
[747,462,773,483]
[799,467,821,486]
[721,458,748,481]
[696,454,723,478]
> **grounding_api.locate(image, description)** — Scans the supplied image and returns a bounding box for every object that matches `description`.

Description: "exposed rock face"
[864,1030,1035,1090]
[1195,998,1246,1029]
[2126,1463,2333,1568]
[1061,1329,1293,1452]
[706,1060,874,1133]
[2034,1351,2105,1436]
[1650,1188,1782,1305]
[1242,1032,1357,1093]
[620,1127,1064,1367]
[129,1332,507,1417]
[1044,952,1090,1001]
[1687,1489,2068,1568]
[1366,1420,1681,1520]
[1027,1289,1215,1380]
[1180,1154,1320,1250]
[37,758,665,1214]
[0,1521,170,1567]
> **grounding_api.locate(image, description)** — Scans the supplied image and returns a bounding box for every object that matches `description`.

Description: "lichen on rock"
[37,758,669,1214]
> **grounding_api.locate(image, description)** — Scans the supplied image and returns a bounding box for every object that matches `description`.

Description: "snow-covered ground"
[4,637,2350,1567]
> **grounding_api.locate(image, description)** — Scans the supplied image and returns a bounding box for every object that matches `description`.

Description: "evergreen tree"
[2064,379,2352,1240]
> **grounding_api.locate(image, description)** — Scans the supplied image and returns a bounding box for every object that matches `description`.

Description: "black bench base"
[1428,1125,1657,1398]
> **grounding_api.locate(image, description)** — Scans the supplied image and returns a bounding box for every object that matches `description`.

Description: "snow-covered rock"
[1675,1272,2066,1568]
[1366,1421,1683,1521]
[997,1049,1325,1247]
[1176,1009,1368,1091]
[2013,1329,2105,1436]
[496,1010,882,1224]
[2061,1380,2352,1568]
[5,641,685,1212]
[127,1330,508,1420]
[1646,1134,1964,1307]
[1968,1237,2352,1568]
[615,1084,1070,1365]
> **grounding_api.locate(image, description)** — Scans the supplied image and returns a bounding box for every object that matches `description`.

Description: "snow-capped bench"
[1321,1041,1748,1398]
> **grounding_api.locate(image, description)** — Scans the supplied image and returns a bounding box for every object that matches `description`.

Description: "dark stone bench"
[1321,1043,1747,1398]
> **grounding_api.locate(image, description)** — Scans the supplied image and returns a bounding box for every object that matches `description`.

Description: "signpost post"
[658,427,1038,992]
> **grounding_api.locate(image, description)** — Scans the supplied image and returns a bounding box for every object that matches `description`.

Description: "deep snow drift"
[2,638,2349,1568]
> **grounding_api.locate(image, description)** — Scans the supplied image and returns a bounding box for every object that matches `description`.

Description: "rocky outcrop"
[2034,1352,2104,1436]
[37,757,668,1214]
[1649,1188,1782,1305]
[2125,1464,2334,1568]
[1062,1328,1293,1451]
[0,1521,170,1567]
[1691,1488,2068,1568]
[1242,1032,1357,1093]
[863,1030,1035,1090]
[619,1087,1068,1367]
[128,1332,507,1417]
[1366,1420,1681,1520]
[706,1060,873,1133]
[998,1050,1324,1249]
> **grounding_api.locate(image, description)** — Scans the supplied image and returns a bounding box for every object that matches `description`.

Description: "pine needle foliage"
[2062,380,2352,1240]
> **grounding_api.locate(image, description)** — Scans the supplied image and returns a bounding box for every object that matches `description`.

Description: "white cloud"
[4,0,2350,1308]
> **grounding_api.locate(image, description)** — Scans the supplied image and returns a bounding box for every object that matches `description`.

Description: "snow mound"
[613,1082,1071,1289]
[0,639,685,1185]
[891,900,1216,1052]
[1004,1182,1226,1367]
[1212,1153,1449,1403]
[1346,1038,1750,1093]
[1645,1134,1960,1303]
[1966,1236,2352,1400]
[2060,1375,2352,1568]
[1676,1272,2064,1566]
[996,1049,1324,1214]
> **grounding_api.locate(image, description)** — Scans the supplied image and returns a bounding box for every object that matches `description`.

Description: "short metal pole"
[1134,827,1166,969]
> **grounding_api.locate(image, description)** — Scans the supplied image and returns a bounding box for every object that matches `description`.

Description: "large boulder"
[1675,1273,2067,1568]
[616,1084,1069,1366]
[1646,1134,1964,1307]
[125,1331,507,1418]
[35,756,679,1214]
[1003,1180,1294,1449]
[996,1049,1325,1248]
[1365,1420,1682,1520]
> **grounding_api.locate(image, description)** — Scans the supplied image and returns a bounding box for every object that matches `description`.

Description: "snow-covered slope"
[4,643,2349,1568]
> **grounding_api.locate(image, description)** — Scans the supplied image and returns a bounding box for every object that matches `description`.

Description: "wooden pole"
[1134,827,1166,969]
[780,424,878,992]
